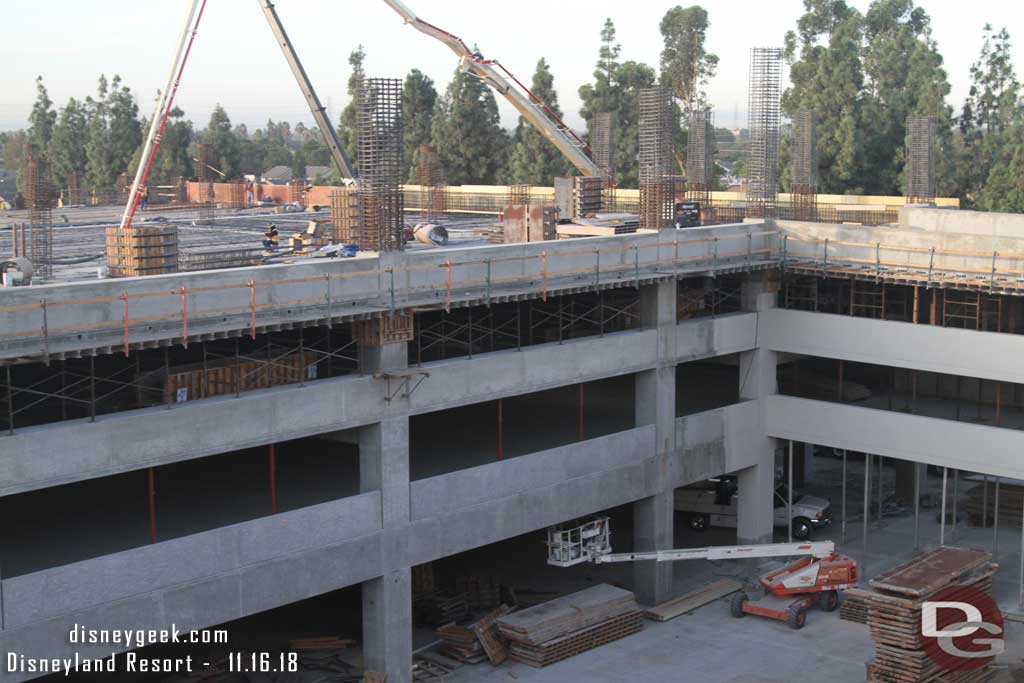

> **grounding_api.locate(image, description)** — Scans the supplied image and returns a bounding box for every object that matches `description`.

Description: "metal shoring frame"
[914,462,921,549]
[863,453,871,557]
[841,449,847,544]
[940,467,948,545]
[788,440,794,543]
[994,477,1000,555]
[952,468,959,541]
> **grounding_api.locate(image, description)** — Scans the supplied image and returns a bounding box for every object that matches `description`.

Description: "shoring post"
[863,453,870,556]
[468,306,474,359]
[163,349,171,409]
[497,398,504,460]
[40,299,50,363]
[148,467,157,543]
[840,449,847,543]
[234,338,241,398]
[122,293,130,356]
[940,467,948,545]
[445,259,452,313]
[993,478,1000,554]
[5,366,14,435]
[180,286,189,348]
[914,462,921,549]
[89,355,96,422]
[249,279,256,339]
[787,440,794,543]
[269,444,277,514]
[299,326,306,386]
[578,383,584,441]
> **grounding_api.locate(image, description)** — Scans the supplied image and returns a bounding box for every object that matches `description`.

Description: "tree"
[27,76,57,156]
[85,76,117,190]
[976,120,1024,212]
[202,105,241,178]
[106,75,143,180]
[338,45,366,170]
[658,6,719,114]
[402,69,438,182]
[963,25,1019,136]
[508,58,571,184]
[782,0,866,193]
[151,106,194,183]
[430,62,510,185]
[579,18,622,124]
[49,98,88,186]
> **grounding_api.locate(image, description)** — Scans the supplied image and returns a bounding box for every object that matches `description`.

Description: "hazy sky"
[1,0,1021,134]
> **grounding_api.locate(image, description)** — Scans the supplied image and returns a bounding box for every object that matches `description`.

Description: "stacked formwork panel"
[357,78,405,252]
[24,154,55,280]
[791,110,818,221]
[573,176,605,217]
[906,115,936,205]
[416,144,446,220]
[747,48,783,218]
[686,108,714,221]
[330,188,360,244]
[638,87,674,230]
[590,112,616,183]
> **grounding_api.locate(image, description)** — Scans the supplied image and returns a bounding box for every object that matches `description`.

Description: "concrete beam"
[765,395,1024,480]
[762,308,1024,384]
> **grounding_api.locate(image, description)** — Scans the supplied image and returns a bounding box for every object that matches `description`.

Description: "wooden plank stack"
[840,593,869,624]
[643,578,742,622]
[105,225,178,277]
[162,350,317,403]
[496,584,641,668]
[435,606,511,665]
[849,547,998,683]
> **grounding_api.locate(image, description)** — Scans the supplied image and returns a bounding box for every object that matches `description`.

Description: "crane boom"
[258,0,357,181]
[593,541,836,564]
[380,0,602,177]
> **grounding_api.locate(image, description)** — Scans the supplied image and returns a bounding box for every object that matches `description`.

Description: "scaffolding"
[639,87,673,230]
[791,110,818,221]
[906,115,936,205]
[357,77,405,252]
[591,112,616,183]
[24,153,55,280]
[747,48,783,218]
[686,108,714,217]
[416,144,446,220]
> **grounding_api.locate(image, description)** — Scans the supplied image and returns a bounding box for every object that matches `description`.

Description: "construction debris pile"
[495,584,642,668]
[848,547,998,683]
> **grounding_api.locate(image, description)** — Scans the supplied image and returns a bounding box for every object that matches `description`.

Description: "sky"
[1,0,1022,135]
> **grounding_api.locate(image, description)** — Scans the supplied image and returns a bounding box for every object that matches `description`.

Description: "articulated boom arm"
[380,0,601,177]
[593,541,837,564]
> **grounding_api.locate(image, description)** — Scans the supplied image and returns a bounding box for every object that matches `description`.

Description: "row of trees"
[4,1,1023,211]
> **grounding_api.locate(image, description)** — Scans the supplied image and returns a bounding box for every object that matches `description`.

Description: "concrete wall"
[765,395,1024,480]
[2,315,757,497]
[762,308,1024,385]
[901,205,1024,238]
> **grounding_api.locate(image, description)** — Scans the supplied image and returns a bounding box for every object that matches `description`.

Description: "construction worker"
[263,223,279,249]
[138,185,149,210]
[245,179,254,206]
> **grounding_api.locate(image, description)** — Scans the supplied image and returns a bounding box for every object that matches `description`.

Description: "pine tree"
[151,107,194,183]
[338,46,366,170]
[402,69,438,182]
[202,105,241,179]
[49,98,88,186]
[106,75,143,179]
[977,119,1024,212]
[508,58,570,184]
[85,76,117,190]
[658,6,719,114]
[430,63,510,185]
[27,76,57,156]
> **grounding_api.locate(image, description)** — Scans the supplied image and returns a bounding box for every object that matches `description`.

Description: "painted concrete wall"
[765,395,1024,480]
[1,315,757,497]
[762,309,1024,385]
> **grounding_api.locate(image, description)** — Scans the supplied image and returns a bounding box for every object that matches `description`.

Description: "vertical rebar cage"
[357,77,404,251]
[906,115,936,205]
[590,112,616,183]
[416,144,446,220]
[686,108,714,213]
[638,87,674,230]
[747,47,783,218]
[791,110,818,221]
[24,155,54,280]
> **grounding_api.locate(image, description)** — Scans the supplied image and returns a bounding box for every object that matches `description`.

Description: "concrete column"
[358,337,412,683]
[633,280,676,606]
[737,272,778,544]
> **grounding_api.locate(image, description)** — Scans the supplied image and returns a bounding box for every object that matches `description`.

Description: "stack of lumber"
[435,606,512,664]
[965,482,1024,527]
[849,547,998,683]
[643,578,742,622]
[413,592,469,627]
[496,584,641,668]
[839,594,869,624]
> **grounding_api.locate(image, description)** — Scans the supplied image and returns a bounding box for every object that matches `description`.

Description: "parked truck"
[674,475,832,540]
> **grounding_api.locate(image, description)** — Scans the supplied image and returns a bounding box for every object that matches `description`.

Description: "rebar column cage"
[791,110,818,221]
[508,184,530,207]
[747,48,783,218]
[24,154,55,280]
[906,115,936,204]
[227,180,246,209]
[686,108,714,218]
[416,144,446,220]
[639,87,674,230]
[357,78,405,252]
[590,112,616,183]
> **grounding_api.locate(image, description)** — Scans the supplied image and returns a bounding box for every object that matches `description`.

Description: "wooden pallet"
[839,594,869,624]
[497,584,638,646]
[508,610,643,668]
[643,578,742,622]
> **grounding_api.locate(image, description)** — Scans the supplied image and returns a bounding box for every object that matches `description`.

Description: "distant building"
[304,166,331,182]
[261,166,293,184]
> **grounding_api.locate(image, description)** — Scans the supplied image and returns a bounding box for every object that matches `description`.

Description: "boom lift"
[380,0,602,177]
[546,517,858,629]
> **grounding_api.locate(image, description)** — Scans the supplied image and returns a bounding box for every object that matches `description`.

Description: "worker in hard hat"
[262,223,280,249]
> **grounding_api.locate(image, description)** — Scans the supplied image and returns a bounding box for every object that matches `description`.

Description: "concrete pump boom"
[259,0,357,181]
[380,0,602,177]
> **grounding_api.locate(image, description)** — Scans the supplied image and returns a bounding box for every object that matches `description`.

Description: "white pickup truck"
[674,476,832,540]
